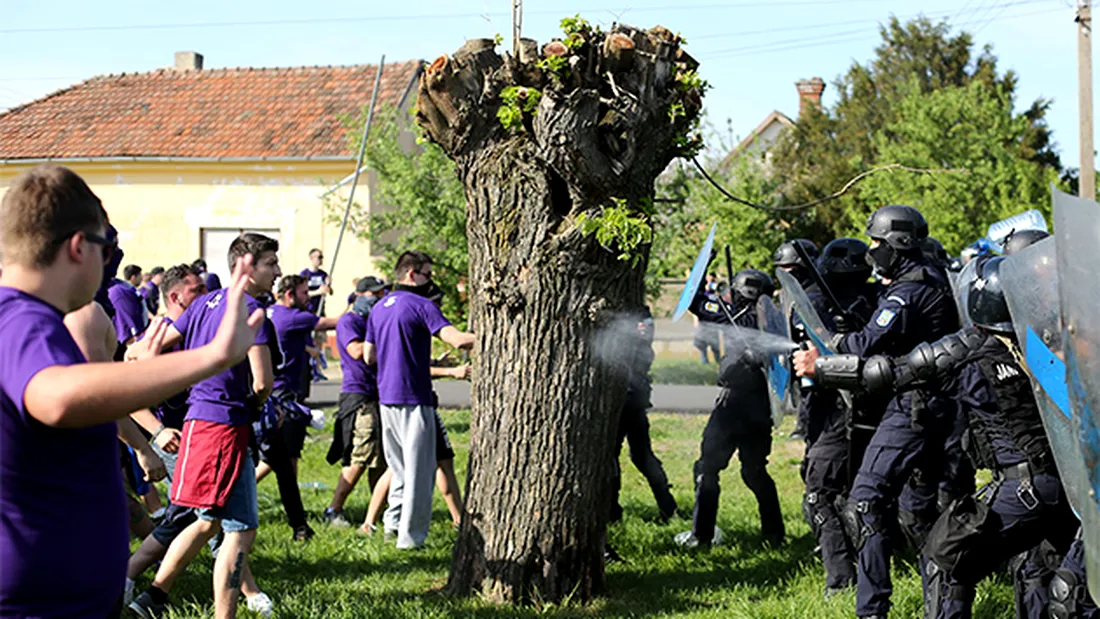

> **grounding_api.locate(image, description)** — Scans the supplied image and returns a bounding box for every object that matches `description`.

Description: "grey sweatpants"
[380,404,438,549]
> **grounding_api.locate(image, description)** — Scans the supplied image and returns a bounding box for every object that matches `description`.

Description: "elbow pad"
[863,355,897,394]
[814,354,865,391]
[906,328,986,384]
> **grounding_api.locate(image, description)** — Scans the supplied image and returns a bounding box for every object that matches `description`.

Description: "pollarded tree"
[415,19,706,604]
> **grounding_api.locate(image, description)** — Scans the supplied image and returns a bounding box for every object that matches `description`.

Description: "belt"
[996,462,1034,481]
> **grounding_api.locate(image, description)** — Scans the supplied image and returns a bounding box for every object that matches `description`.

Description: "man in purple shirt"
[139,265,165,319]
[256,274,338,541]
[300,247,330,315]
[323,276,389,527]
[0,164,263,618]
[108,268,150,352]
[364,251,474,549]
[194,258,223,292]
[131,233,280,619]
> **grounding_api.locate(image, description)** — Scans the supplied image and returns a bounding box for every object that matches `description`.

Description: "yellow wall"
[0,160,387,313]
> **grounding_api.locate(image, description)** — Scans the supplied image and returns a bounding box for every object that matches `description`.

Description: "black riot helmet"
[865,204,928,279]
[1002,229,1051,256]
[819,238,871,278]
[773,239,819,269]
[865,205,928,250]
[732,269,775,303]
[967,257,1013,334]
[921,237,950,268]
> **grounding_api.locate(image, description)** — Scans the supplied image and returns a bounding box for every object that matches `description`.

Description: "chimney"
[796,77,826,117]
[174,51,204,71]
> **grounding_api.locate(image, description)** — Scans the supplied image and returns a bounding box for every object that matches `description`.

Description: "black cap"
[356,276,389,293]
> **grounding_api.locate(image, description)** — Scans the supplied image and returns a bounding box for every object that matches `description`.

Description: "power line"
[0,0,888,35]
[699,4,1065,59]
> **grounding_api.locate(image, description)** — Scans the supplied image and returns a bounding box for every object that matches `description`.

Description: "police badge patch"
[875,309,896,328]
[704,302,719,314]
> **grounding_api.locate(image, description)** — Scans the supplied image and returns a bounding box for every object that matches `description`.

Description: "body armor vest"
[964,334,1053,472]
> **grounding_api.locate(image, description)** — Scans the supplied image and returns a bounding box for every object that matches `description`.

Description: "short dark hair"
[192,258,207,270]
[123,264,142,280]
[161,263,197,304]
[309,248,322,257]
[278,274,307,297]
[0,164,107,268]
[227,232,279,271]
[149,266,165,276]
[394,251,433,281]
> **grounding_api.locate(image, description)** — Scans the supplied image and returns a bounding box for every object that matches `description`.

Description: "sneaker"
[293,524,315,542]
[128,591,167,619]
[674,526,723,549]
[246,592,275,618]
[383,528,397,543]
[123,579,135,607]
[323,508,350,528]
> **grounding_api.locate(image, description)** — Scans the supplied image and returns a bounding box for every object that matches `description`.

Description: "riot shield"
[757,295,797,424]
[1002,238,1092,525]
[673,222,718,322]
[775,269,837,354]
[1053,188,1100,601]
[952,258,980,328]
[987,208,1049,254]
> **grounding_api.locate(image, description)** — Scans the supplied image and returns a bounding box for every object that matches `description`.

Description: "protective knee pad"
[803,491,829,534]
[898,509,928,552]
[1050,568,1086,619]
[840,498,882,552]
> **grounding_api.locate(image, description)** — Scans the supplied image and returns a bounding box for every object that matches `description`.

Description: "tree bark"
[416,22,704,605]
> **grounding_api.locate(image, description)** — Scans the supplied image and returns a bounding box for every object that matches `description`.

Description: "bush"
[649,357,718,385]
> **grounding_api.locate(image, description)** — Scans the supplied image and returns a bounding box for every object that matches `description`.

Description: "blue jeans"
[196,455,258,533]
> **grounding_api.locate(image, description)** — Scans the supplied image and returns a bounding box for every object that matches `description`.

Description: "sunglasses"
[82,231,118,262]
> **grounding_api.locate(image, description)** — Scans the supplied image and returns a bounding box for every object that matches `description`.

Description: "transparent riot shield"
[1053,188,1100,601]
[1002,238,1092,526]
[775,269,837,355]
[757,295,797,425]
[953,258,980,329]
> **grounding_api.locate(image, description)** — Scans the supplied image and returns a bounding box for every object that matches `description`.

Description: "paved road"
[306,380,719,413]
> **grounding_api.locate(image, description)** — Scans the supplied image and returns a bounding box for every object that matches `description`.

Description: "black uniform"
[611,308,677,522]
[688,280,784,546]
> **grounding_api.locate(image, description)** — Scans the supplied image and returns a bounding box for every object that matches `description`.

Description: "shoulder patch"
[875,309,897,328]
[886,295,907,306]
[704,302,719,314]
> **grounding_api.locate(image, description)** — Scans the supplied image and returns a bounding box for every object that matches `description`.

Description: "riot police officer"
[677,268,785,549]
[794,204,960,619]
[775,238,820,441]
[809,257,1078,618]
[800,238,880,595]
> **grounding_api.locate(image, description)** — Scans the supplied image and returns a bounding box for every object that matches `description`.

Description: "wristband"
[150,425,166,443]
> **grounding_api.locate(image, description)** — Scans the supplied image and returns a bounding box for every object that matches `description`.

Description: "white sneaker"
[673,526,723,548]
[246,592,274,618]
[123,578,135,607]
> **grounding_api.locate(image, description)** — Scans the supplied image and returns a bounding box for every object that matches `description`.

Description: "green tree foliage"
[859,79,1060,251]
[324,106,469,326]
[768,16,1062,253]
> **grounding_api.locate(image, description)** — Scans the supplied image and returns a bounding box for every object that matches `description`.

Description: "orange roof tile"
[0,60,422,160]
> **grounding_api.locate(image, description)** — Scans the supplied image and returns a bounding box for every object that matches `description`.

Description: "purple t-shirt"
[365,290,451,406]
[301,268,328,314]
[148,317,188,429]
[173,290,273,426]
[204,271,222,292]
[268,304,320,396]
[337,312,377,399]
[107,278,148,344]
[0,287,127,616]
[139,280,160,316]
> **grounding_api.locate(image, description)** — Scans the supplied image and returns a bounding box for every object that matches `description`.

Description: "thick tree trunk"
[416,23,704,604]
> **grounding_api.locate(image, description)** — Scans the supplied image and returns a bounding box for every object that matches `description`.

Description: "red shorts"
[171,420,250,510]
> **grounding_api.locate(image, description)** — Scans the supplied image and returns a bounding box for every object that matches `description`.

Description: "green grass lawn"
[140,411,1014,618]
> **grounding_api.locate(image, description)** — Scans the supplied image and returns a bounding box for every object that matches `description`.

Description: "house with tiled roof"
[718,77,825,171]
[0,51,423,307]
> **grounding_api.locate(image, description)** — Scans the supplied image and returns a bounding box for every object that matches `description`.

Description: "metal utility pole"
[512,0,523,57]
[1079,0,1095,200]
